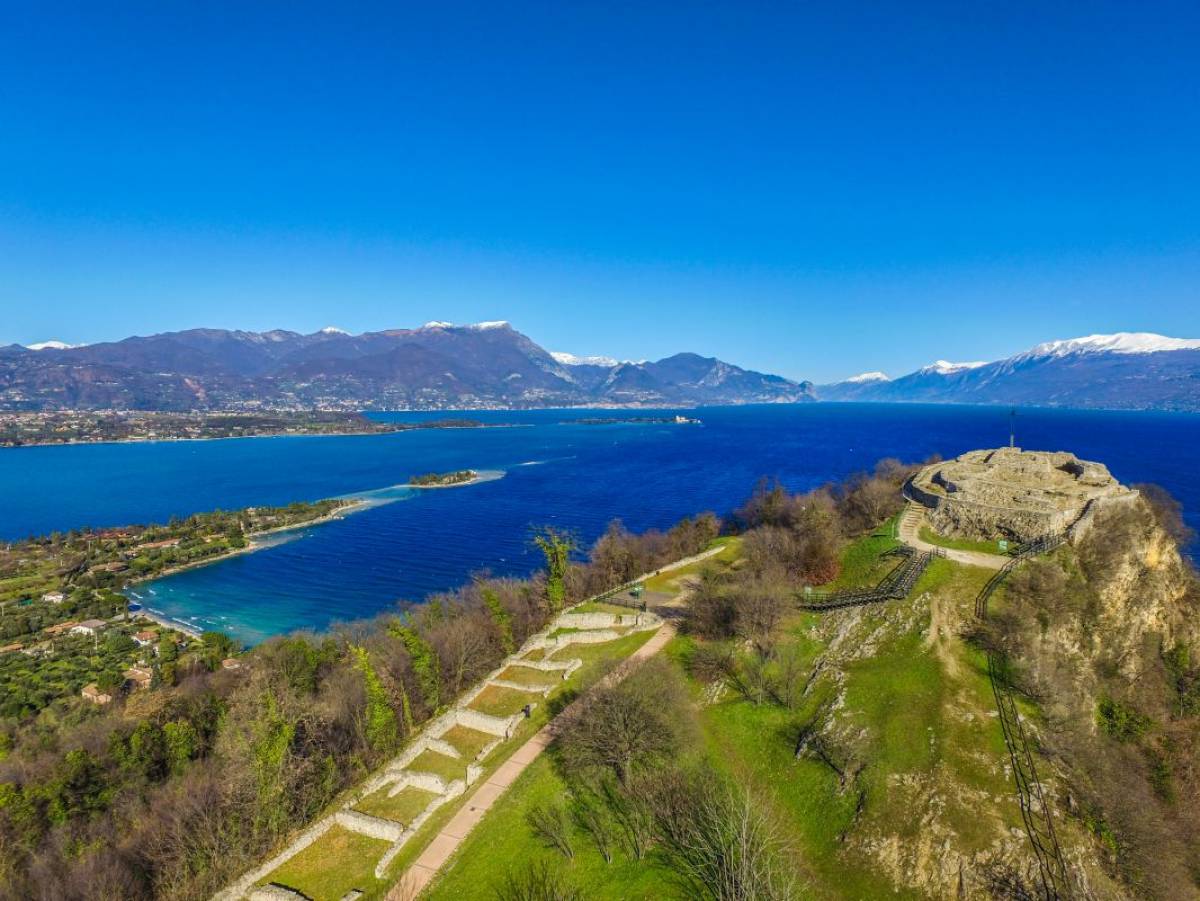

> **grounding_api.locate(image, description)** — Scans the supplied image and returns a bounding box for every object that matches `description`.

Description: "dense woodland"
[0,506,723,900]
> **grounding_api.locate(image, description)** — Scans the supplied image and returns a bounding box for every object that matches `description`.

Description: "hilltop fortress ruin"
[906,447,1139,544]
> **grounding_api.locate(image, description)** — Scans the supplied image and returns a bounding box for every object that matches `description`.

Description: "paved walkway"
[898,503,1010,571]
[388,621,678,899]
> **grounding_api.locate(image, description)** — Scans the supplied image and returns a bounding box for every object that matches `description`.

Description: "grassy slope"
[424,529,1031,899]
[265,827,391,901]
[642,535,742,594]
[259,628,658,901]
[919,524,1010,556]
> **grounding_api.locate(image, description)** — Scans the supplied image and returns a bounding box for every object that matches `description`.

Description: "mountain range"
[0,322,812,411]
[818,332,1200,412]
[5,326,1199,413]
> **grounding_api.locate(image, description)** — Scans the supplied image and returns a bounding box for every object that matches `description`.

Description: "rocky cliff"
[790,499,1199,899]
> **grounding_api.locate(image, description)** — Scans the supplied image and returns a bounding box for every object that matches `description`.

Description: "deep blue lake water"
[2,404,1196,644]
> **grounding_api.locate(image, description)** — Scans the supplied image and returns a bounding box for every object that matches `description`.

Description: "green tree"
[351,646,398,753]
[534,527,576,614]
[163,720,199,775]
[251,694,296,835]
[482,588,514,654]
[389,621,440,710]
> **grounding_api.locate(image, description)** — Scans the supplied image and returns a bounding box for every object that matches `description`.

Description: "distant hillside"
[0,322,813,411]
[818,332,1200,412]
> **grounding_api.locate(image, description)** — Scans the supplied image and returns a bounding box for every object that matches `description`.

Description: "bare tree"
[570,792,616,863]
[526,802,573,859]
[553,658,693,785]
[493,859,581,901]
[649,766,796,901]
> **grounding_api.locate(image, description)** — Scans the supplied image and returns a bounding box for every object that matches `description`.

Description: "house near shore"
[123,665,153,690]
[71,619,107,636]
[81,683,112,705]
[44,621,77,636]
[42,591,65,604]
[137,537,181,551]
[133,629,157,646]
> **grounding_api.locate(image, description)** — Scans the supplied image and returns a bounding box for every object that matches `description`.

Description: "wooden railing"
[975,532,1072,900]
[798,546,942,612]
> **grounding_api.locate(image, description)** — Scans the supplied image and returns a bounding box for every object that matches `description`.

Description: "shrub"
[1097,697,1152,742]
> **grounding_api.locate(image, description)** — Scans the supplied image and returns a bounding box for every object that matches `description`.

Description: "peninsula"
[0,496,365,721]
[0,411,506,447]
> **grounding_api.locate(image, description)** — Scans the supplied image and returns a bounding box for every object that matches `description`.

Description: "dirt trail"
[898,504,1009,571]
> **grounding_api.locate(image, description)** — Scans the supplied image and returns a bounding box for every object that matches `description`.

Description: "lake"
[2,404,1196,644]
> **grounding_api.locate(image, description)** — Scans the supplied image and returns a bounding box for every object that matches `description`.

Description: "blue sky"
[2,2,1198,382]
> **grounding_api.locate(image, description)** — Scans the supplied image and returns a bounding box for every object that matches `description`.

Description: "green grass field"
[405,749,468,783]
[425,752,682,900]
[643,535,742,594]
[355,785,438,825]
[468,684,544,717]
[440,724,498,760]
[262,826,391,901]
[495,665,563,688]
[919,524,1012,555]
[821,518,901,590]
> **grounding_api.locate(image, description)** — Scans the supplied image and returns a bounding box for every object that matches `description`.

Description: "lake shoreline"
[122,498,371,590]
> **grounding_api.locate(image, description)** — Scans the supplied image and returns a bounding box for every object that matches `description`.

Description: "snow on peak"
[1020,332,1200,359]
[551,351,620,368]
[920,359,989,375]
[845,371,890,383]
[419,320,509,331]
[26,340,83,351]
[319,326,349,335]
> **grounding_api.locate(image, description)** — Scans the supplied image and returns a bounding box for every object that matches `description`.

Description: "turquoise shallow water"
[2,405,1197,644]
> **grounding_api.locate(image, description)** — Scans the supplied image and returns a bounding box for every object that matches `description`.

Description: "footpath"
[897,503,1010,570]
[389,622,677,899]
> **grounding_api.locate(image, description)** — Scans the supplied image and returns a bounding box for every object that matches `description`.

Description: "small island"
[570,414,701,426]
[408,469,480,487]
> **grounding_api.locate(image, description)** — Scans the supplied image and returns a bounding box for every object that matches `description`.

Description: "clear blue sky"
[2,2,1198,382]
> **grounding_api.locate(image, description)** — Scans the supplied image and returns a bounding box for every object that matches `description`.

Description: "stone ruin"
[907,447,1138,544]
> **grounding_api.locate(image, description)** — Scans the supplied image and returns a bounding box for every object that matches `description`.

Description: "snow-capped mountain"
[818,332,1200,411]
[844,371,890,384]
[1011,332,1200,362]
[551,351,622,368]
[0,322,811,411]
[26,340,85,351]
[917,360,989,375]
